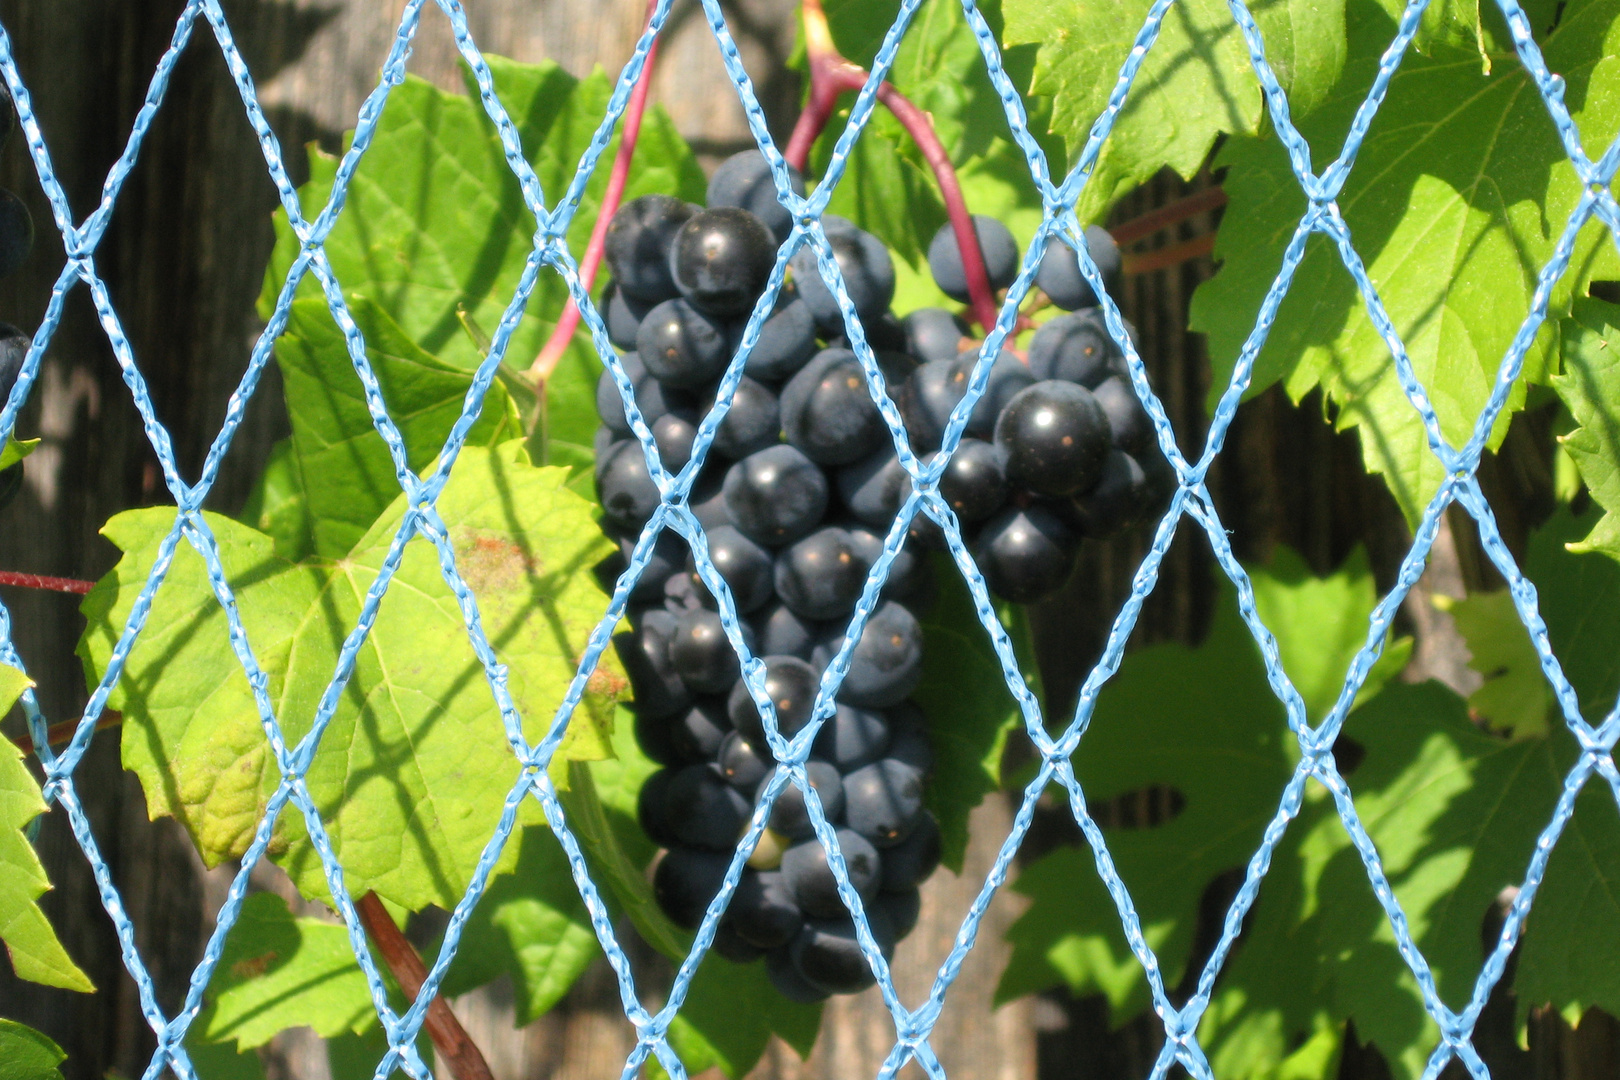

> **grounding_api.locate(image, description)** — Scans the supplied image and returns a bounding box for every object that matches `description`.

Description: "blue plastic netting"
[2,1,1615,1078]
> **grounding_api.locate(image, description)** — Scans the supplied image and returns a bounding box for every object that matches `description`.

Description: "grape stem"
[0,569,95,594]
[7,710,122,754]
[1110,186,1226,246]
[527,0,662,385]
[356,892,494,1080]
[784,0,1001,333]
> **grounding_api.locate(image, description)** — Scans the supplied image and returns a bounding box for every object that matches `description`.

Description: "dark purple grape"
[879,813,940,893]
[605,194,695,303]
[705,375,780,460]
[612,527,686,604]
[718,730,773,791]
[652,411,698,472]
[686,525,774,614]
[843,525,931,605]
[931,437,1008,524]
[666,764,751,850]
[774,526,866,621]
[1026,311,1117,388]
[842,758,925,847]
[780,829,881,919]
[838,601,923,708]
[712,920,765,963]
[637,298,731,389]
[830,311,909,354]
[884,704,934,774]
[734,289,819,382]
[615,609,689,720]
[780,348,887,466]
[927,216,1018,302]
[653,847,730,929]
[730,869,803,949]
[729,654,821,743]
[707,149,806,246]
[722,445,830,547]
[836,447,910,531]
[903,307,969,362]
[690,463,733,532]
[790,919,878,994]
[670,609,747,694]
[958,347,1037,439]
[974,504,1079,603]
[671,698,731,762]
[762,761,845,839]
[638,768,679,845]
[875,888,920,939]
[605,282,651,350]
[766,947,830,1003]
[994,380,1112,497]
[1035,225,1121,311]
[1070,449,1150,537]
[664,568,703,614]
[791,225,896,333]
[812,703,890,771]
[670,207,776,319]
[596,351,645,436]
[1092,374,1153,457]
[751,601,819,661]
[0,193,36,283]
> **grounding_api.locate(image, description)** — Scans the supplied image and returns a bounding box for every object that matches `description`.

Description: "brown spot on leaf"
[231,951,278,980]
[456,530,537,596]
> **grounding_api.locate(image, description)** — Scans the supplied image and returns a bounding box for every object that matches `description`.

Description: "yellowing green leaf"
[0,437,38,472]
[0,664,93,993]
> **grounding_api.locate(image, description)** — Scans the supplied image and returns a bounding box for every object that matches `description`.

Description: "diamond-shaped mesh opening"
[3,0,1619,1077]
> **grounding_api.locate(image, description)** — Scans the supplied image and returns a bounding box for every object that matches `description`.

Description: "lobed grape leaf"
[79,442,627,912]
[1189,0,1620,525]
[1001,0,1347,224]
[665,956,822,1078]
[1554,297,1620,559]
[0,664,93,993]
[0,437,38,472]
[1434,589,1551,737]
[0,1018,67,1080]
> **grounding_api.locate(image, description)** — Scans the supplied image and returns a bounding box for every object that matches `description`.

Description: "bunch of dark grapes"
[0,90,33,513]
[593,151,1163,1000]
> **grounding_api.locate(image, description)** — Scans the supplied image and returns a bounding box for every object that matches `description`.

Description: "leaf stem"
[0,570,96,594]
[7,710,122,754]
[356,892,494,1080]
[1120,231,1217,276]
[1109,186,1226,246]
[527,0,662,386]
[787,0,1000,332]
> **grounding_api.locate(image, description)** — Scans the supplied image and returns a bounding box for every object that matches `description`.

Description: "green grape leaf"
[183,1040,265,1080]
[1190,0,1620,525]
[1433,589,1551,737]
[665,957,822,1078]
[433,824,598,1025]
[80,442,627,912]
[913,556,1031,872]
[0,1018,67,1080]
[0,666,93,993]
[0,437,38,472]
[1002,0,1347,223]
[274,296,526,558]
[238,439,315,563]
[193,892,375,1050]
[1555,297,1620,559]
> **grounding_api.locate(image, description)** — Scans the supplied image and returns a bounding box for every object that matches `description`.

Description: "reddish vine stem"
[7,710,122,755]
[356,892,494,1080]
[0,570,95,594]
[1120,231,1217,276]
[1109,186,1226,246]
[785,0,1001,333]
[528,0,661,384]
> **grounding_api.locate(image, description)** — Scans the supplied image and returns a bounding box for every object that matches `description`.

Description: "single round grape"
[829,310,909,354]
[874,887,921,938]
[728,654,822,743]
[736,290,819,382]
[774,526,867,621]
[957,347,1037,439]
[652,410,698,472]
[836,447,910,531]
[879,811,940,892]
[766,947,831,1003]
[706,375,780,460]
[899,357,968,454]
[903,307,969,362]
[1026,310,1117,389]
[671,697,732,761]
[1034,225,1122,311]
[605,282,651,350]
[780,348,887,466]
[722,444,830,547]
[593,426,623,464]
[927,215,1018,303]
[596,351,645,436]
[663,568,703,614]
[605,194,695,303]
[790,918,878,994]
[595,440,661,531]
[994,380,1112,497]
[780,828,882,919]
[611,528,686,604]
[1092,374,1152,457]
[712,920,765,963]
[812,703,890,772]
[0,188,34,280]
[670,608,746,694]
[843,525,931,605]
[931,437,1008,524]
[730,869,804,949]
[718,730,773,791]
[666,764,752,850]
[751,601,819,661]
[791,227,896,333]
[690,463,733,532]
[653,847,731,929]
[614,609,688,720]
[637,768,680,846]
[686,525,774,614]
[762,761,845,839]
[839,601,923,708]
[842,758,925,847]
[1071,448,1151,537]
[974,503,1079,603]
[637,298,730,388]
[707,149,806,246]
[670,207,776,319]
